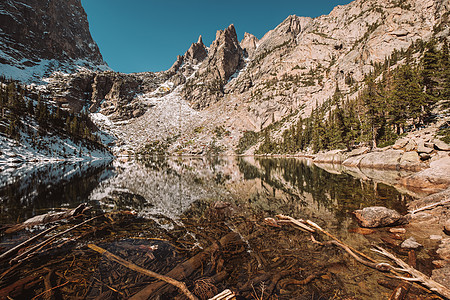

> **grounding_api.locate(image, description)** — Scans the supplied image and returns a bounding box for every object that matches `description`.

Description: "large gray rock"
[400,156,450,191]
[404,139,418,152]
[417,142,434,154]
[314,150,347,164]
[359,150,403,170]
[434,139,450,151]
[399,151,424,171]
[347,147,370,157]
[353,206,406,228]
[393,138,409,150]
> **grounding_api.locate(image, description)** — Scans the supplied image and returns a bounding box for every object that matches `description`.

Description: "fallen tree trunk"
[5,203,89,234]
[88,244,198,300]
[0,225,58,262]
[10,215,100,265]
[130,232,241,300]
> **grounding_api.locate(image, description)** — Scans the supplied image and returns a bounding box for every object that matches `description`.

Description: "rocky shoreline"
[313,137,450,193]
[313,134,450,291]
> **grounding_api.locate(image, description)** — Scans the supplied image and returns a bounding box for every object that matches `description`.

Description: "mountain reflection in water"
[1,156,412,227]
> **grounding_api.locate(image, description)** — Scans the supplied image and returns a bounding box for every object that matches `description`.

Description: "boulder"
[347,147,370,157]
[353,206,406,228]
[404,139,418,152]
[401,237,422,249]
[399,156,450,191]
[342,155,365,167]
[393,138,409,149]
[399,151,424,171]
[433,139,450,151]
[314,150,346,164]
[417,143,433,154]
[358,150,403,170]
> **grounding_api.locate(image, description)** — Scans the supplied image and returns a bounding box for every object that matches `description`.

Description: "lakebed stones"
[353,207,406,228]
[389,227,406,234]
[401,237,422,249]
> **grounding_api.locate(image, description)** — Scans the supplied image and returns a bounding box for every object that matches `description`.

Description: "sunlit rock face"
[0,0,108,82]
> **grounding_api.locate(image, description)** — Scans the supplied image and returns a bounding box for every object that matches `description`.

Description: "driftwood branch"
[130,233,240,300]
[5,203,89,234]
[208,289,235,300]
[408,197,450,215]
[310,236,392,271]
[88,244,198,300]
[277,215,443,298]
[275,215,315,233]
[0,225,58,262]
[372,246,450,299]
[10,215,100,265]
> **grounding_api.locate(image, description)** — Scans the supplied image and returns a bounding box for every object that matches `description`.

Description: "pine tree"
[421,41,440,96]
[362,75,383,148]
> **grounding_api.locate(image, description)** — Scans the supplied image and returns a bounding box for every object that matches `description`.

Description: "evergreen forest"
[249,39,450,154]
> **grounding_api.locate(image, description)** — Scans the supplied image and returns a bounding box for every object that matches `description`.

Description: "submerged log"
[10,215,100,265]
[130,233,241,300]
[0,225,58,262]
[5,204,89,234]
[88,244,198,300]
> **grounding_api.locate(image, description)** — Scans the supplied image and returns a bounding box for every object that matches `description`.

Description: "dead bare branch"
[88,244,198,300]
[372,246,450,299]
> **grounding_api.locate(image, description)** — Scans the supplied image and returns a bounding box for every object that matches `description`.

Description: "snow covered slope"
[0,0,110,83]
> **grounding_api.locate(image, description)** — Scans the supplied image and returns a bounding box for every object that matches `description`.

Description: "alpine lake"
[1,156,438,299]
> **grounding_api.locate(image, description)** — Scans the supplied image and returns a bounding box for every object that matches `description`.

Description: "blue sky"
[81,0,353,73]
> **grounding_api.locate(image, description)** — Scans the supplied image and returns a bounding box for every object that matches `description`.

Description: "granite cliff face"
[0,0,108,82]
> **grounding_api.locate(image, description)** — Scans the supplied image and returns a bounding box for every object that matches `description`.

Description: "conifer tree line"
[0,79,99,144]
[255,39,450,154]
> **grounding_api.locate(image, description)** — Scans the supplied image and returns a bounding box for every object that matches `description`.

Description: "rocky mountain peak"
[207,24,243,81]
[179,24,245,108]
[240,32,259,57]
[184,35,208,65]
[0,0,108,82]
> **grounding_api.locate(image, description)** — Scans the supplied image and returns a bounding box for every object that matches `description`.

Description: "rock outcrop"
[181,24,244,109]
[400,156,450,192]
[240,32,259,58]
[0,0,108,82]
[185,35,208,65]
